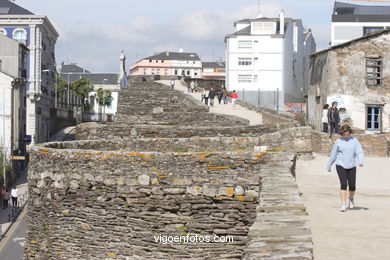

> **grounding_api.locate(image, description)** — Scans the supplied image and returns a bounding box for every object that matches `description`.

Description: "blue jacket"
[327,136,364,172]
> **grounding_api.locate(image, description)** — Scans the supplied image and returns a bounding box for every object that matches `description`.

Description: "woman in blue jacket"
[327,125,364,212]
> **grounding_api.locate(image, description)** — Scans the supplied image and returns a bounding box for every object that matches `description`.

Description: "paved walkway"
[158,80,262,125]
[0,168,28,243]
[296,154,390,260]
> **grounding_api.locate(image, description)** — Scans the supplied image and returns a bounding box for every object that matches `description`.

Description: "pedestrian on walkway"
[190,80,195,93]
[322,104,329,133]
[216,89,222,105]
[209,88,216,107]
[11,185,18,208]
[222,87,228,104]
[327,125,364,212]
[170,78,175,90]
[186,80,191,92]
[3,188,10,209]
[203,88,210,106]
[328,102,340,137]
[230,90,238,108]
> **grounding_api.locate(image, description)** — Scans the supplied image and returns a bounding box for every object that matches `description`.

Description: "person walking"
[203,88,210,106]
[222,87,228,104]
[327,125,364,212]
[328,101,340,137]
[209,88,216,107]
[3,189,10,209]
[11,185,18,208]
[190,80,195,93]
[216,89,222,105]
[170,78,175,90]
[322,104,329,133]
[230,90,238,108]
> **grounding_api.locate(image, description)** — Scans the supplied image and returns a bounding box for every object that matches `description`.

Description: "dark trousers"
[336,165,356,191]
[330,122,339,136]
[3,199,8,209]
[322,122,328,133]
[12,196,17,207]
[204,97,209,105]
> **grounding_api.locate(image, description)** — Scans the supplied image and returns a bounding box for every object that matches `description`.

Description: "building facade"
[309,30,390,133]
[202,62,226,80]
[130,51,202,79]
[0,0,59,144]
[225,11,316,110]
[0,34,28,156]
[332,1,390,46]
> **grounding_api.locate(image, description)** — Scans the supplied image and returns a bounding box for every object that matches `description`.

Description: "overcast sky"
[13,0,379,72]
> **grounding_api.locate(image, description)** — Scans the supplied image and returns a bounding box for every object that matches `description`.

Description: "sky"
[12,0,384,73]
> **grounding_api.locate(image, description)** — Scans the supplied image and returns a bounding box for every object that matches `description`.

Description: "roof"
[145,51,201,61]
[333,1,390,22]
[311,28,390,58]
[60,73,119,85]
[60,63,91,73]
[202,62,225,68]
[0,0,34,15]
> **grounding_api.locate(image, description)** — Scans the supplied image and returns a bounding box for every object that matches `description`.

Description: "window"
[363,27,384,35]
[149,59,152,63]
[151,69,155,75]
[143,68,147,75]
[186,70,190,76]
[238,74,252,83]
[254,75,258,83]
[164,69,168,76]
[238,58,252,66]
[156,69,160,75]
[238,40,252,49]
[366,106,381,130]
[174,70,178,75]
[162,60,164,63]
[13,28,27,45]
[0,28,6,36]
[366,58,383,86]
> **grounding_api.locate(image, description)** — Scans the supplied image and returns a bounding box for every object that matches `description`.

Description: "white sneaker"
[340,204,347,212]
[349,198,354,209]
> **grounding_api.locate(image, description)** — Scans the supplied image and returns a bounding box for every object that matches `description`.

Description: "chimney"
[279,9,285,35]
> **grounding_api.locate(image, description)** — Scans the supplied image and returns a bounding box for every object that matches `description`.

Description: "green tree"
[71,77,94,109]
[55,74,68,98]
[0,150,11,184]
[96,88,112,121]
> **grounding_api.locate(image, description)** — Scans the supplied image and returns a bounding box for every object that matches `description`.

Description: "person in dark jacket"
[216,89,222,105]
[209,88,216,107]
[328,101,340,137]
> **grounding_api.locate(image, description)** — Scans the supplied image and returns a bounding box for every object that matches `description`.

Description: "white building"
[130,50,202,79]
[332,1,390,46]
[0,0,59,144]
[225,11,316,109]
[0,34,28,156]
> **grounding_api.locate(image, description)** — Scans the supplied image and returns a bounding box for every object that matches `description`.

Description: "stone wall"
[312,130,389,157]
[75,122,298,140]
[25,142,309,259]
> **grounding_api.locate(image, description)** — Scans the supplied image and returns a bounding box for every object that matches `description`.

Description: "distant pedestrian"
[327,125,364,212]
[322,104,330,133]
[230,90,238,108]
[186,80,191,92]
[209,88,216,106]
[328,101,340,137]
[222,87,228,104]
[216,89,222,105]
[203,88,210,106]
[11,186,18,208]
[170,78,175,90]
[190,81,195,93]
[3,189,10,209]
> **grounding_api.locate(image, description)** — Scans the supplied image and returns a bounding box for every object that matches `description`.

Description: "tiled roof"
[61,64,91,73]
[60,73,118,85]
[202,62,225,68]
[145,51,201,61]
[0,0,34,15]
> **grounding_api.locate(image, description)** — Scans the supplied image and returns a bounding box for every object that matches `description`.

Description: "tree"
[0,149,11,186]
[71,77,94,110]
[96,88,112,121]
[55,74,68,98]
